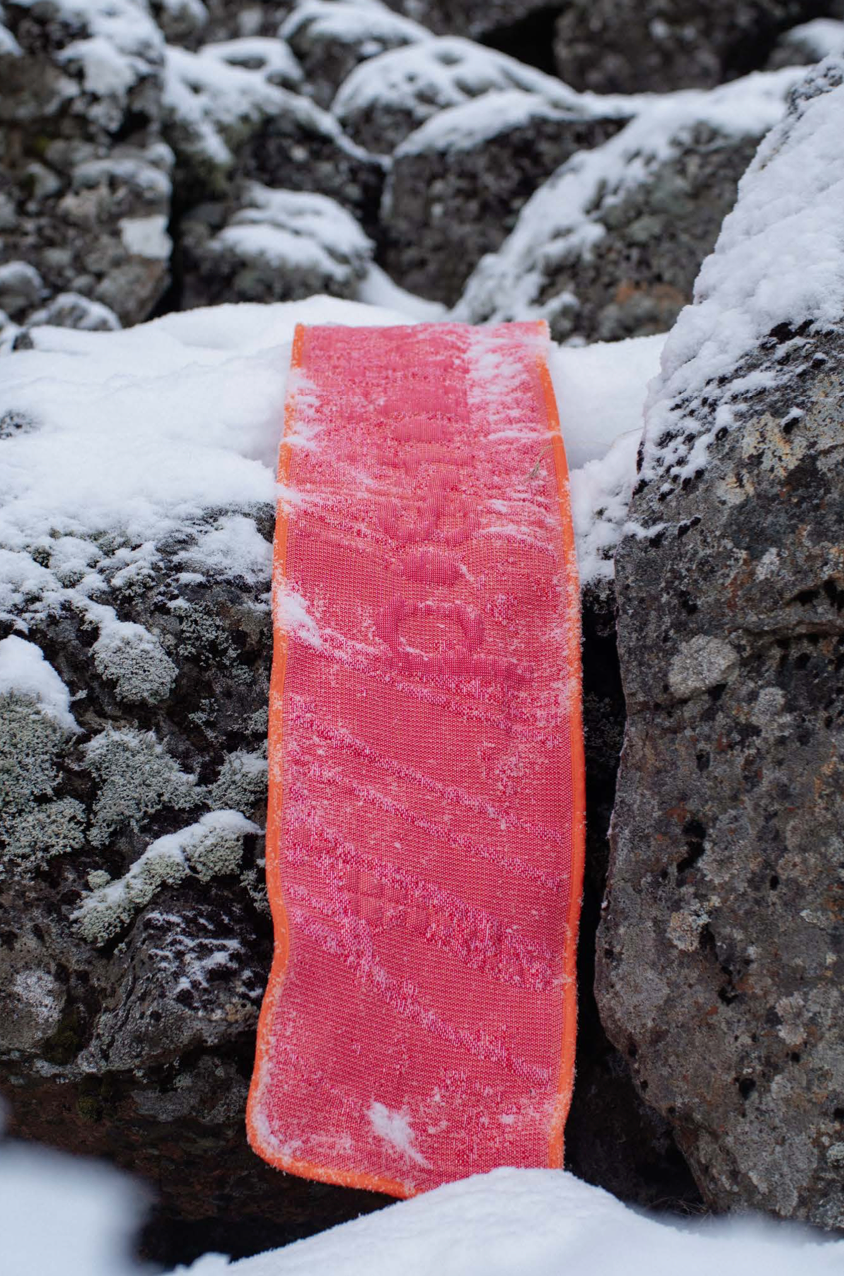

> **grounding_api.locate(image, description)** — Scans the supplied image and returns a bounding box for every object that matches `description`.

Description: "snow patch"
[0,635,78,732]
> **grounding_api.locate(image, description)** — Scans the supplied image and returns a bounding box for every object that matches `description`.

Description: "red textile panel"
[248,321,584,1197]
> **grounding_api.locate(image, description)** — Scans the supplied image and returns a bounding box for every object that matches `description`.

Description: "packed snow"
[0,634,79,731]
[2,1133,844,1276]
[0,296,664,640]
[641,59,844,486]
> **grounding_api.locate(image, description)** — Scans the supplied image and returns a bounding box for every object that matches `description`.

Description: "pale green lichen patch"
[93,619,178,704]
[82,727,199,847]
[208,749,268,814]
[0,694,85,869]
[74,810,260,945]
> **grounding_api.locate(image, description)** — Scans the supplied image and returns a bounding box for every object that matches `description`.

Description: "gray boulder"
[281,0,430,108]
[598,61,844,1227]
[455,70,802,343]
[163,43,383,225]
[554,0,842,94]
[380,89,628,306]
[180,183,373,307]
[0,0,173,327]
[331,35,588,155]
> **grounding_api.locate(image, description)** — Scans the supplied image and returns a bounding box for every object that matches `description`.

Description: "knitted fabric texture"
[247,321,585,1196]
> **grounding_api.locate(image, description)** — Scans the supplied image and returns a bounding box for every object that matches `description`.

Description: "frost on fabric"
[74,809,260,944]
[639,60,844,490]
[274,588,322,648]
[455,67,805,330]
[368,1102,431,1167]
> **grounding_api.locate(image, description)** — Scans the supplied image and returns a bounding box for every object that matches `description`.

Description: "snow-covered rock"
[768,16,844,67]
[0,295,669,1256]
[380,89,628,304]
[163,41,383,223]
[331,35,602,154]
[456,69,804,342]
[281,0,430,107]
[0,0,173,326]
[602,58,844,1229]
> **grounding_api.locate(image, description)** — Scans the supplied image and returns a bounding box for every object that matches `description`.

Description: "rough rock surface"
[0,0,173,327]
[162,43,383,228]
[380,91,627,305]
[554,0,840,94]
[180,183,373,308]
[281,0,429,109]
[456,75,798,343]
[598,64,844,1228]
[382,0,555,41]
[0,500,390,1262]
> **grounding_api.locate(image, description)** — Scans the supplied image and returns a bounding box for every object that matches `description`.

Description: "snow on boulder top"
[197,37,304,92]
[0,296,423,626]
[281,0,431,51]
[455,66,807,330]
[10,0,165,64]
[641,59,844,488]
[0,635,79,732]
[213,184,373,281]
[331,35,627,152]
[394,88,608,157]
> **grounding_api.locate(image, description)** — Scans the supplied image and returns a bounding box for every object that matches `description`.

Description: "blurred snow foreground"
[2,1134,843,1276]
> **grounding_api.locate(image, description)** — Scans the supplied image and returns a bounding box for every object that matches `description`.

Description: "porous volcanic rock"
[597,62,844,1227]
[0,0,172,327]
[379,90,628,305]
[554,0,840,94]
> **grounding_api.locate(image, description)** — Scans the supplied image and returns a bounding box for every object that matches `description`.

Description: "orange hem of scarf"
[246,320,586,1198]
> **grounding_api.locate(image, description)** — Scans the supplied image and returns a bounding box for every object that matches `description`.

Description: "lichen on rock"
[82,726,199,847]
